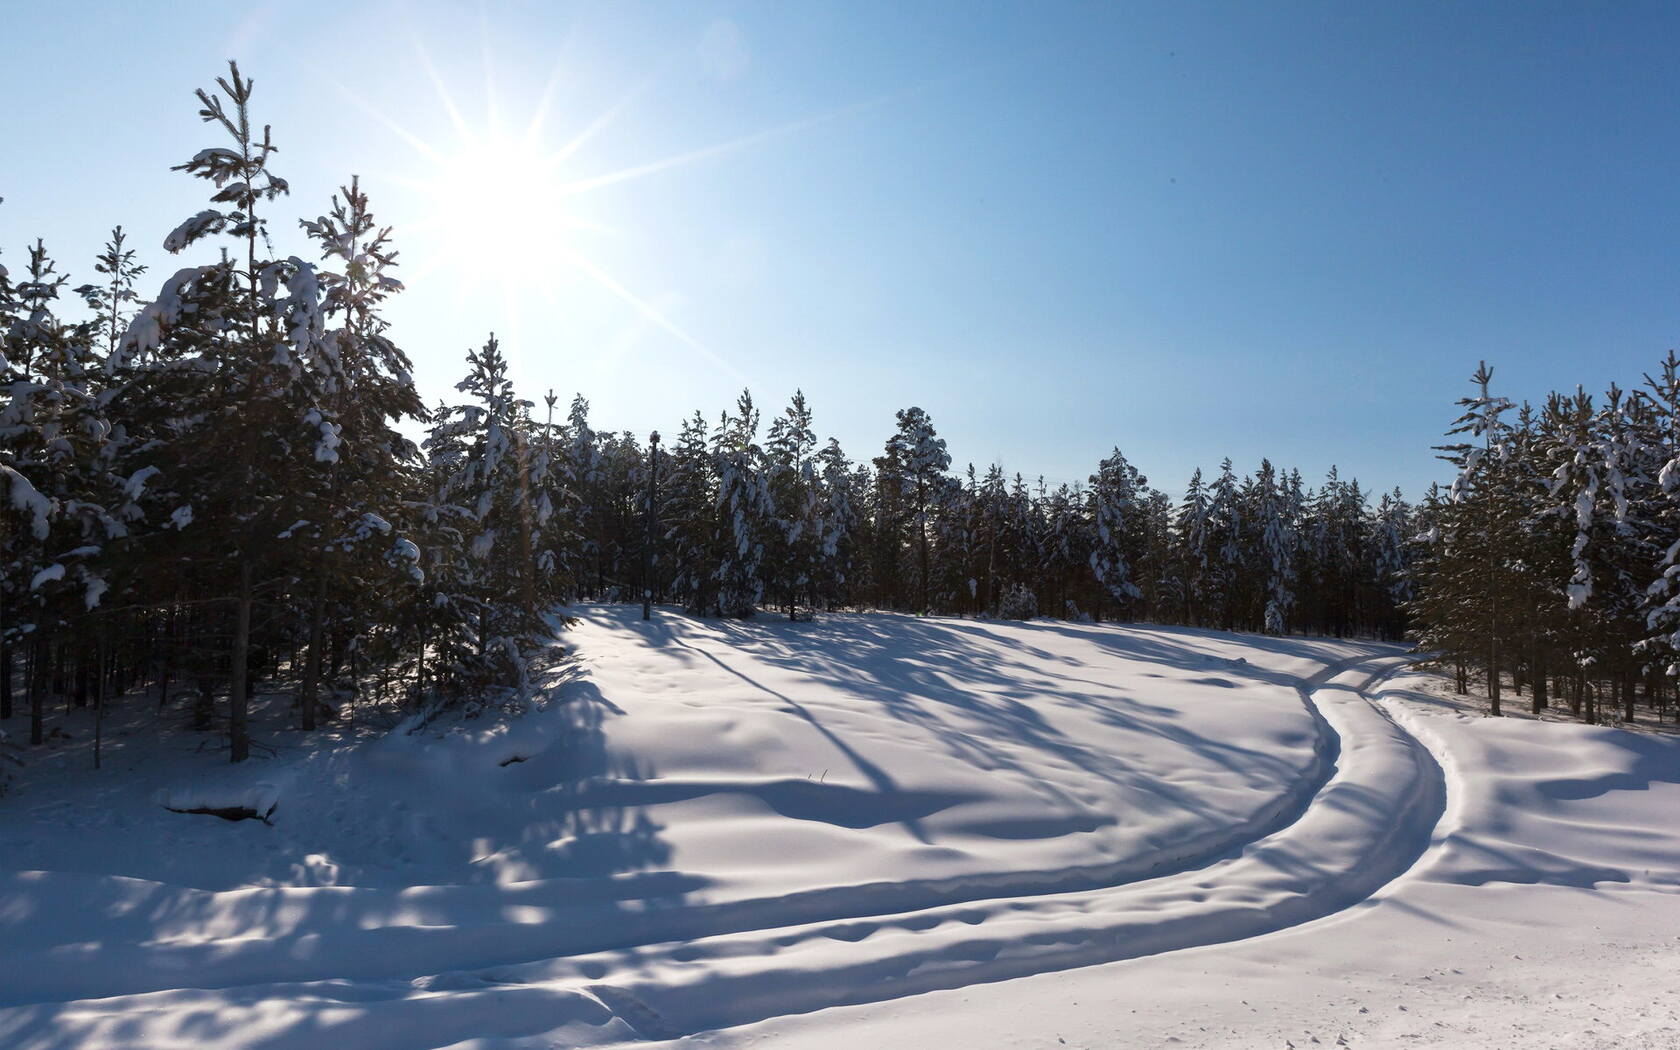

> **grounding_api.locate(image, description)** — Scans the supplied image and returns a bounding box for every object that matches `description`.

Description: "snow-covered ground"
[1,606,1676,1049]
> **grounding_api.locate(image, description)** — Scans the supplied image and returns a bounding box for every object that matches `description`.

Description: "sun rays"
[322,31,889,385]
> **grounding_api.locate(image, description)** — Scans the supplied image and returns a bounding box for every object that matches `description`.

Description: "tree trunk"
[1,641,12,720]
[74,653,89,710]
[29,637,45,746]
[193,676,215,730]
[516,433,538,623]
[300,568,326,732]
[157,606,175,709]
[229,558,253,763]
[413,623,428,708]
[1487,641,1502,717]
[94,628,108,770]
[916,477,931,615]
[1531,651,1547,714]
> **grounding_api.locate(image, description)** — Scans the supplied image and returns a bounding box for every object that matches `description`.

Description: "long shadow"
[657,630,937,843]
[0,655,690,1010]
[0,609,1435,1045]
[562,606,1402,911]
[625,607,1368,815]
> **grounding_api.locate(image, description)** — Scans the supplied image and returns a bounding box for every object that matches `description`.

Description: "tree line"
[1411,360,1680,724]
[3,62,1424,769]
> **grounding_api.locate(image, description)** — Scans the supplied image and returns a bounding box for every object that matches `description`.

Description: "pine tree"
[290,177,425,728]
[1425,362,1519,715]
[134,61,335,760]
[426,335,550,693]
[1254,458,1296,635]
[2,240,115,743]
[711,391,772,618]
[1206,459,1245,629]
[656,412,712,614]
[1176,468,1211,626]
[562,395,602,598]
[878,407,950,614]
[78,226,146,358]
[1088,448,1146,620]
[765,391,821,617]
[813,438,859,610]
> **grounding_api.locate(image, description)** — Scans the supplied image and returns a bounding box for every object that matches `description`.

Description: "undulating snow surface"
[1,606,1676,1049]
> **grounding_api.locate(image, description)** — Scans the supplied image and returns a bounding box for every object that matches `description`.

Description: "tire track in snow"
[455,652,1449,1039]
[0,650,1357,1009]
[0,654,1449,1050]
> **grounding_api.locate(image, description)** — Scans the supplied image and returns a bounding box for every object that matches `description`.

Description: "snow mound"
[154,781,282,822]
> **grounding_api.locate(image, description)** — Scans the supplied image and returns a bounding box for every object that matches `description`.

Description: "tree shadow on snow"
[592,606,1399,832]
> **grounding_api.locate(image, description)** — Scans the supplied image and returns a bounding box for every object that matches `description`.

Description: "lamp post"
[642,430,661,621]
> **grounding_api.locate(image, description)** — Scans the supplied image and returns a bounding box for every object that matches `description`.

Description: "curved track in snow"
[0,650,1447,1050]
[452,655,1446,1041]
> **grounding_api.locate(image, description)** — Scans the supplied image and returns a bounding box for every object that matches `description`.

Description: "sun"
[417,135,587,279]
[333,36,892,375]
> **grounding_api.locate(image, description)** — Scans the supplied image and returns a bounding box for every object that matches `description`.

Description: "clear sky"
[6,2,1679,498]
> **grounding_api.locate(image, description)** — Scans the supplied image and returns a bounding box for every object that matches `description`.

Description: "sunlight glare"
[421,135,579,277]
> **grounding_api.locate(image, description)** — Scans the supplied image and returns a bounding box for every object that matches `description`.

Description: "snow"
[3,464,55,539]
[0,607,1675,1049]
[27,564,65,591]
[161,209,226,254]
[81,574,107,610]
[121,465,160,500]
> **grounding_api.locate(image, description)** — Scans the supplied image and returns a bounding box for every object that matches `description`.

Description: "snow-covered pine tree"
[290,177,426,728]
[659,412,717,614]
[999,472,1041,612]
[1637,352,1680,704]
[114,60,341,760]
[813,438,859,610]
[1370,487,1414,638]
[592,429,647,600]
[0,234,17,723]
[928,471,976,614]
[531,390,576,596]
[425,335,550,696]
[710,391,772,618]
[1138,488,1181,621]
[1088,448,1146,621]
[1422,362,1520,714]
[1,239,117,743]
[1041,482,1092,619]
[765,390,821,617]
[77,226,146,359]
[1540,385,1649,721]
[560,395,602,599]
[1253,458,1296,635]
[1175,468,1211,626]
[881,407,951,613]
[1206,459,1245,630]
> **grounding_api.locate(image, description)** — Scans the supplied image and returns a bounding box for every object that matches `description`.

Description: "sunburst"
[328,33,893,384]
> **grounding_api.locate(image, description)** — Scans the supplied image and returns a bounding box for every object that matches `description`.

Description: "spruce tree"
[1088,448,1146,620]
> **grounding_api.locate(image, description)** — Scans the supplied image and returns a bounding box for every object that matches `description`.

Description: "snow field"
[0,608,1675,1049]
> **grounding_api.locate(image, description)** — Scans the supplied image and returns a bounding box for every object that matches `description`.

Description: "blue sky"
[6,2,1679,498]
